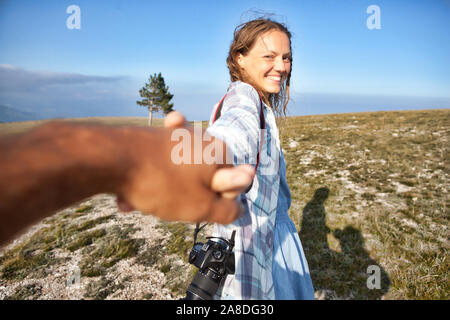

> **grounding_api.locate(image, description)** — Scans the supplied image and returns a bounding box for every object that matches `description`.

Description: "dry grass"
[0,109,448,299]
[280,109,449,299]
[0,117,164,136]
[0,195,184,300]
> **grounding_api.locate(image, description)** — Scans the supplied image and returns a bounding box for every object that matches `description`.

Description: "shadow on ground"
[299,187,390,299]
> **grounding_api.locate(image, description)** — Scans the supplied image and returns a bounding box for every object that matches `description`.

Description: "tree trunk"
[148,107,153,127]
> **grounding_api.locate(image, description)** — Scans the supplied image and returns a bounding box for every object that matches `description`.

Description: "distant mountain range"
[0,105,39,122]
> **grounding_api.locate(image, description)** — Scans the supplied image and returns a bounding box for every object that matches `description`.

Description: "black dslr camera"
[184,224,236,300]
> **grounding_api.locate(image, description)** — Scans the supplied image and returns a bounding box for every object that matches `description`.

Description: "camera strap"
[193,222,209,244]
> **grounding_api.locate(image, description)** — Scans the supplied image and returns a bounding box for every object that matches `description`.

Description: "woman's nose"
[274,57,287,73]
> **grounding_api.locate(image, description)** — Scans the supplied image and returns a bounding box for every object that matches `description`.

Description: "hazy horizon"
[1,1,449,121]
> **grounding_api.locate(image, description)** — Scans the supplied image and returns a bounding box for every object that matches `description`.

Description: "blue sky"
[1,0,449,120]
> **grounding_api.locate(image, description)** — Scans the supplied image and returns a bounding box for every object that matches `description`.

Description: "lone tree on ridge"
[136,73,174,126]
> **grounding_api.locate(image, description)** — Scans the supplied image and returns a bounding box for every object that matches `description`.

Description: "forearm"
[0,121,133,244]
[0,118,251,245]
[207,120,259,167]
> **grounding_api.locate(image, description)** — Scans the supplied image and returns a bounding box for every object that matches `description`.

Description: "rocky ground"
[0,194,197,300]
[1,109,448,299]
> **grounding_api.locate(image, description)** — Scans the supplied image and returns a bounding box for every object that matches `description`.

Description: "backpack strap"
[212,92,265,193]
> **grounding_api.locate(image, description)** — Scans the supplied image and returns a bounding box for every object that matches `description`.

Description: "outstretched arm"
[0,115,253,244]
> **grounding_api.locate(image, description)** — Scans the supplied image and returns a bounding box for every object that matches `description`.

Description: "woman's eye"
[264,55,275,59]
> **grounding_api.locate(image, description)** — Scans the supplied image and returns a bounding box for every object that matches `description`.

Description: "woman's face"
[237,30,292,94]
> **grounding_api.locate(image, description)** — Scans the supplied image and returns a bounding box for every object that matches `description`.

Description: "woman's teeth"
[266,76,281,81]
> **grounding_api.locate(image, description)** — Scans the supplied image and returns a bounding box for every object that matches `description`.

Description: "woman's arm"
[206,82,262,169]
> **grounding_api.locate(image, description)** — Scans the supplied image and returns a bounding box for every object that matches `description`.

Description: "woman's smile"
[265,75,282,83]
[237,30,291,94]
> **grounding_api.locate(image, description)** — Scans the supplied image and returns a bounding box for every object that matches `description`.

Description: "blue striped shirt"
[206,81,282,299]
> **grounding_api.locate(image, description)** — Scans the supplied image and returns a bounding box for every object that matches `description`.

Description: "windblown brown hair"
[227,18,292,117]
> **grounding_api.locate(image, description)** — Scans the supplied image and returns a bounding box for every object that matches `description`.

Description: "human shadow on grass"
[299,187,390,299]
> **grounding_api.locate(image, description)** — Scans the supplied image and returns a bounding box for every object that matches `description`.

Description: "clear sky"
[1,0,449,120]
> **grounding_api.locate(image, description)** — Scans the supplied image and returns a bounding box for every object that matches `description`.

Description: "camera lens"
[184,233,236,300]
[185,268,222,300]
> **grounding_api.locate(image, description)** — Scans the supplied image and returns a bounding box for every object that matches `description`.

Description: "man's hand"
[116,111,254,224]
[0,114,254,244]
[164,111,254,200]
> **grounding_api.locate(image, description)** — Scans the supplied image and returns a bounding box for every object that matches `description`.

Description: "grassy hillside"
[280,109,448,299]
[0,109,448,299]
[0,117,163,136]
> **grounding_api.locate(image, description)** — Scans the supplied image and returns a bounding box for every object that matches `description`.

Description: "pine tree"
[136,73,174,126]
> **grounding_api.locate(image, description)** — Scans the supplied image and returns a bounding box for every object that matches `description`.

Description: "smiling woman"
[206,18,314,300]
[236,31,291,95]
[226,19,293,117]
